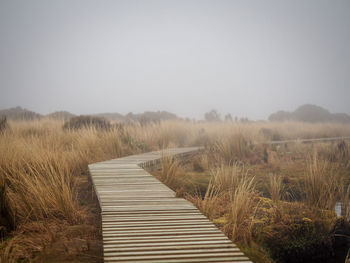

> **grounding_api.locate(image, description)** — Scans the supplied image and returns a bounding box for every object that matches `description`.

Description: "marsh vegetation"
[0,118,350,262]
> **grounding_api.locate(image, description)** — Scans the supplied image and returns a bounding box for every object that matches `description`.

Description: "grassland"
[1,119,350,262]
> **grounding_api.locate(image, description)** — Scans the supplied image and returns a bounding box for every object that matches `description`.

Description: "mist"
[1,0,350,120]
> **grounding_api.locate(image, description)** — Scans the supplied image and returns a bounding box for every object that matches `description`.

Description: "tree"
[225,113,233,122]
[204,109,221,122]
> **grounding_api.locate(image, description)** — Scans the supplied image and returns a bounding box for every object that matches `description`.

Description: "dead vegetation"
[1,119,350,262]
[0,117,8,134]
[63,115,111,130]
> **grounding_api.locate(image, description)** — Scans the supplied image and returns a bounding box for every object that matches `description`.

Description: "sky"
[0,0,350,120]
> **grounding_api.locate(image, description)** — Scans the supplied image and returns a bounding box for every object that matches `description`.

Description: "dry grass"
[341,184,350,220]
[160,155,180,187]
[213,133,253,163]
[210,164,242,193]
[0,121,129,261]
[268,174,283,203]
[0,122,127,224]
[225,176,257,244]
[303,152,343,210]
[188,163,257,244]
[1,119,350,262]
[187,183,221,220]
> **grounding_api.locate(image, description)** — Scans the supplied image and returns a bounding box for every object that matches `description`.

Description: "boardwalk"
[89,147,252,263]
[266,136,350,145]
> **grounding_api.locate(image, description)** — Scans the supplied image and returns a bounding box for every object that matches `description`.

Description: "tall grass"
[268,174,283,203]
[3,154,78,224]
[225,176,256,244]
[160,155,180,187]
[210,164,247,193]
[341,185,350,220]
[188,183,221,220]
[0,122,128,226]
[0,121,130,261]
[188,163,257,244]
[1,119,350,261]
[213,133,252,163]
[303,152,342,210]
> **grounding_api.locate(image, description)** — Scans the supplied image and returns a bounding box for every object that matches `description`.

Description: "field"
[1,118,350,263]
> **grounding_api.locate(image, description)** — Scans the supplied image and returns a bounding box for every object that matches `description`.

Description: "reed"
[1,119,350,262]
[268,174,283,203]
[303,152,342,210]
[160,155,181,187]
[225,176,257,244]
[187,183,221,220]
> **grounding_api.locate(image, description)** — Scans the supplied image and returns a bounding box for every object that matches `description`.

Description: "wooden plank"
[105,250,244,259]
[105,258,250,263]
[103,240,235,248]
[102,235,229,243]
[104,253,250,261]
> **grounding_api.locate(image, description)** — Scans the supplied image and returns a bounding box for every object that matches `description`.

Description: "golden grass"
[188,163,257,244]
[1,119,350,262]
[212,133,253,163]
[341,184,350,220]
[225,176,256,244]
[303,152,343,210]
[268,174,283,203]
[0,121,128,261]
[187,183,221,220]
[160,155,180,187]
[0,122,126,226]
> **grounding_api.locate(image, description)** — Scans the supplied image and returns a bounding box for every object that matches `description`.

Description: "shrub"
[63,115,111,130]
[0,117,8,134]
[204,109,221,122]
[0,173,14,239]
[262,218,334,263]
[212,133,252,163]
[259,128,283,141]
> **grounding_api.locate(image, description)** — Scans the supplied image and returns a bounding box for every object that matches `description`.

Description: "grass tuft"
[303,152,342,210]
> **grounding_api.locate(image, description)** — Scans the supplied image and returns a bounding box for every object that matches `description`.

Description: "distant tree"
[267,104,350,123]
[268,111,292,122]
[293,104,331,122]
[126,112,134,119]
[0,116,8,134]
[204,110,221,122]
[0,106,41,121]
[224,113,233,122]
[63,115,111,130]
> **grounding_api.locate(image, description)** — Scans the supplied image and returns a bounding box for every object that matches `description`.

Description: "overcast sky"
[1,0,349,120]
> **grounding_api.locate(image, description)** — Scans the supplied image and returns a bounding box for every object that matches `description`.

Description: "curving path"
[88,147,252,263]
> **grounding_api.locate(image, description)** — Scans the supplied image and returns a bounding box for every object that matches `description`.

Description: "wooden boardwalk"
[89,147,252,263]
[267,136,350,145]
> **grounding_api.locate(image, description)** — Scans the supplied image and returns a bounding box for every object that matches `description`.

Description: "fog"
[1,0,350,120]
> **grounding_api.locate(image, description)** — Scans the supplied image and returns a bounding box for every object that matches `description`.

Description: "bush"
[63,115,111,130]
[212,133,252,163]
[262,218,334,262]
[0,117,8,134]
[0,174,14,239]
